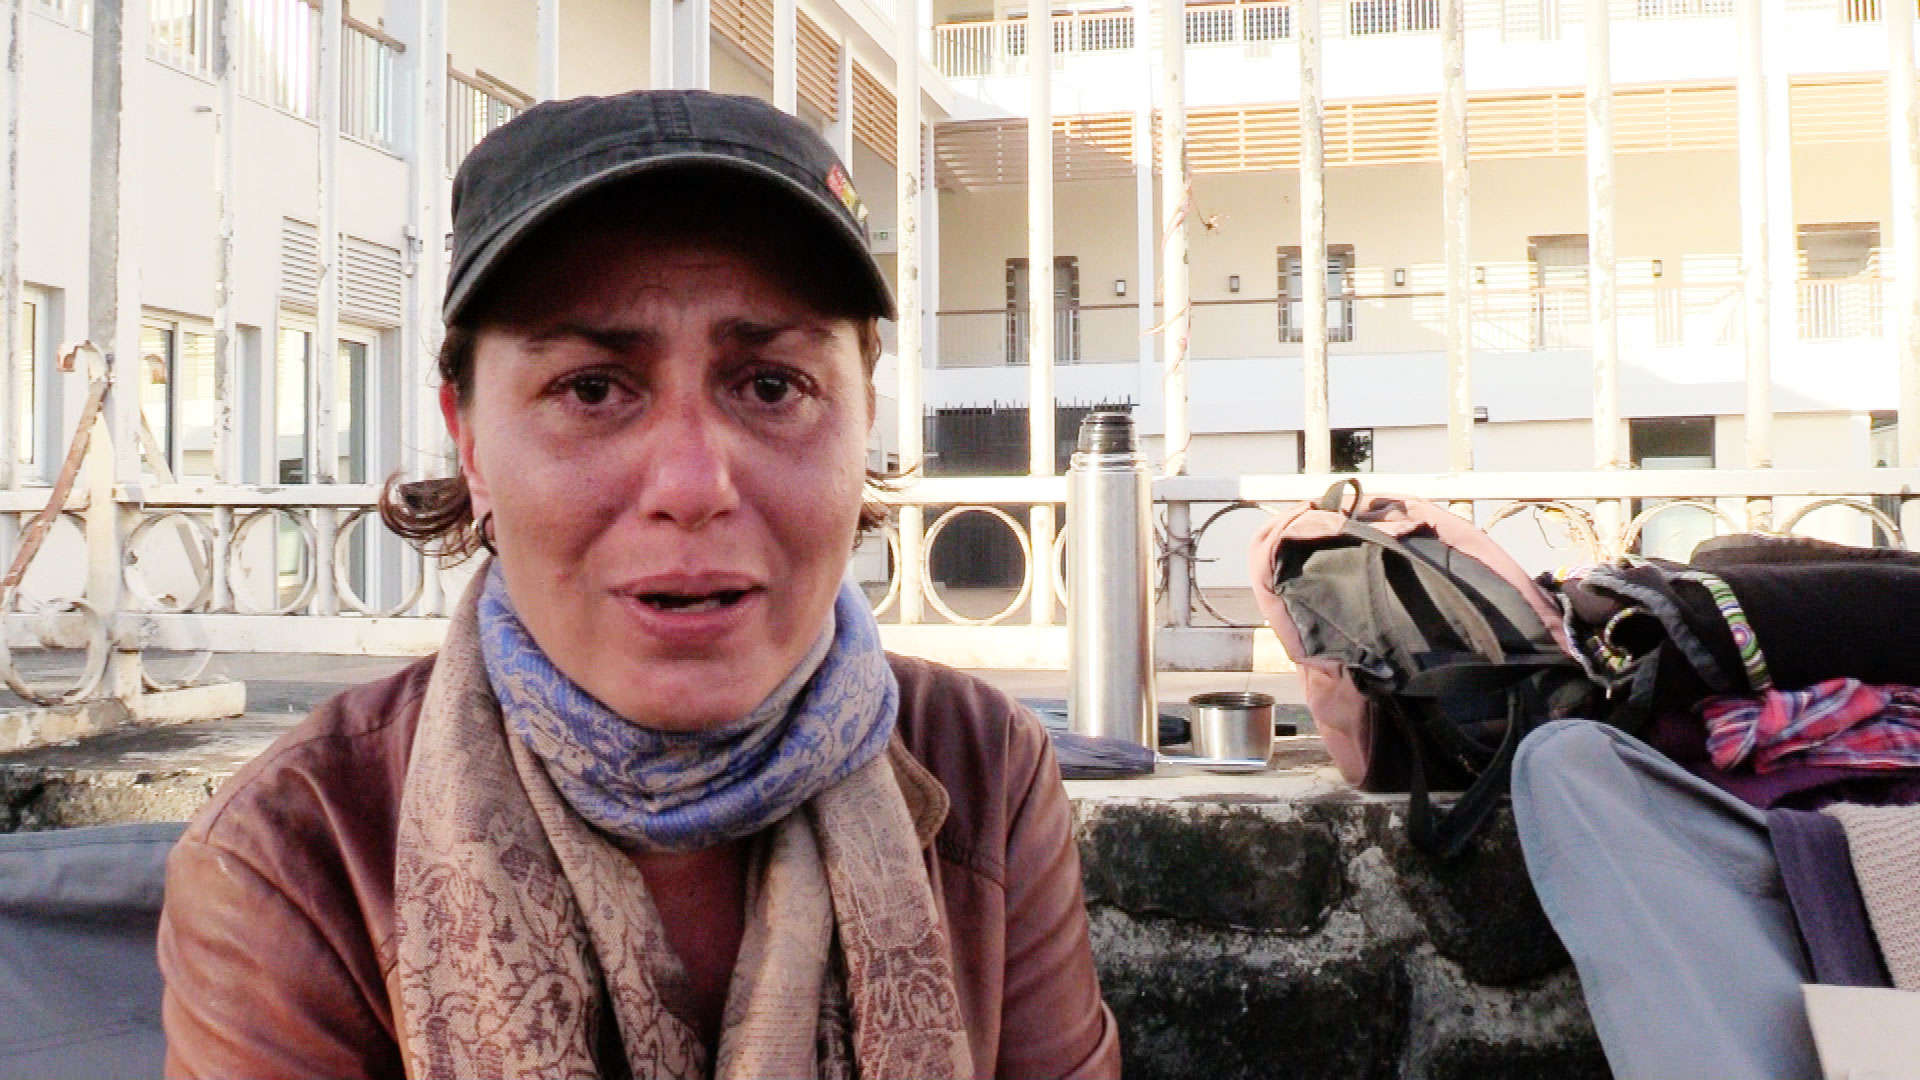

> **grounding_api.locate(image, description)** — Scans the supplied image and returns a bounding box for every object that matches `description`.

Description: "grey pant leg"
[1512,719,1817,1080]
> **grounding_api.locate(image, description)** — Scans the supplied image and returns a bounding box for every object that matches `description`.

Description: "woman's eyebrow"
[523,322,655,354]
[713,316,835,347]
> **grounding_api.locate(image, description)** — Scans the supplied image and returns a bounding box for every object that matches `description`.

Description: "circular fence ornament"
[123,510,216,614]
[0,597,112,706]
[1777,498,1906,551]
[229,508,319,615]
[1619,499,1744,557]
[332,510,429,617]
[1483,499,1604,563]
[920,505,1033,627]
[868,525,905,618]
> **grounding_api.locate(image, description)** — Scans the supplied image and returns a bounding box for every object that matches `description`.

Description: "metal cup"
[1187,691,1278,762]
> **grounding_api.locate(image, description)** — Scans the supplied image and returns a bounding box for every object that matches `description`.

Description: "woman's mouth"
[637,588,752,613]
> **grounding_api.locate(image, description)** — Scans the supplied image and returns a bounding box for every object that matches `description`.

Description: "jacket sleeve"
[994,712,1122,1080]
[158,836,402,1080]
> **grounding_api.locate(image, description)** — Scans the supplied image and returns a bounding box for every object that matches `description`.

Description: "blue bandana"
[477,565,898,853]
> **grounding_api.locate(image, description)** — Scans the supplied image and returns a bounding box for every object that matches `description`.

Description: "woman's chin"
[591,660,784,733]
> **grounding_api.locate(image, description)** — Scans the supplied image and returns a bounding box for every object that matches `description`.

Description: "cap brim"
[443,154,896,325]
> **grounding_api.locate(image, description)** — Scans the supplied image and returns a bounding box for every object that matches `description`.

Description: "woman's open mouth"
[636,588,753,613]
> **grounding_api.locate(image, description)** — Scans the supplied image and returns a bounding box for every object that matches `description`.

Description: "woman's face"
[444,213,874,732]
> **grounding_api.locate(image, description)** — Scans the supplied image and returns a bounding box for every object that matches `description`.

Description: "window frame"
[272,314,382,486]
[1276,245,1356,344]
[139,312,221,482]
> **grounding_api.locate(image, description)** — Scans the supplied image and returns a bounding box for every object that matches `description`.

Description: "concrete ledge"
[0,723,1600,1078]
[1073,744,1603,1079]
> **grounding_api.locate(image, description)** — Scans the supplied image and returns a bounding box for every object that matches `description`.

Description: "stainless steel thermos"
[1067,410,1158,752]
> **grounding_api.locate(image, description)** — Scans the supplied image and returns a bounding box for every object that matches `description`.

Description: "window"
[1332,428,1374,473]
[139,316,217,481]
[1798,224,1881,341]
[1277,246,1355,344]
[15,290,43,475]
[1529,234,1590,349]
[1629,416,1716,561]
[1005,257,1080,366]
[275,326,311,484]
[1871,412,1899,547]
[276,320,379,484]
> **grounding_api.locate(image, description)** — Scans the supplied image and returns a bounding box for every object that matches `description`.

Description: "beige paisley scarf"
[393,577,976,1080]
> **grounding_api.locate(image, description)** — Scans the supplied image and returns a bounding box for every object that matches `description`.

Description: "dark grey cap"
[444,89,894,324]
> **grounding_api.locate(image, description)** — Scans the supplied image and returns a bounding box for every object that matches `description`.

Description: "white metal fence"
[237,0,320,118]
[341,18,401,151]
[448,69,525,173]
[148,0,213,77]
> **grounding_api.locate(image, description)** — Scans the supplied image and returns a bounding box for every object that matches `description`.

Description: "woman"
[157,90,1120,1079]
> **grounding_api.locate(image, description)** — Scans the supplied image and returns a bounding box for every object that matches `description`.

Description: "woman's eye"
[568,374,613,406]
[749,372,795,405]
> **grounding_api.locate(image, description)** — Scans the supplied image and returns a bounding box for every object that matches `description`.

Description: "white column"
[1132,0,1154,376]
[212,0,238,487]
[1585,0,1618,485]
[651,0,673,90]
[1888,0,1919,479]
[1300,0,1329,475]
[314,0,343,615]
[1442,0,1473,476]
[673,0,711,90]
[1761,0,1794,383]
[1160,0,1190,627]
[830,37,854,163]
[923,122,939,372]
[395,0,449,613]
[1028,0,1055,627]
[1159,0,1188,477]
[537,0,560,100]
[1737,0,1773,531]
[87,0,146,698]
[774,0,797,112]
[1,0,20,493]
[896,0,925,625]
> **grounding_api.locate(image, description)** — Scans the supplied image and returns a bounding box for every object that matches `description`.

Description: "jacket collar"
[886,735,949,850]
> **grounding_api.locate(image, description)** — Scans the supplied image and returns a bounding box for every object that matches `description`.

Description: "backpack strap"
[1337,518,1511,665]
[1391,691,1533,859]
[1318,478,1364,513]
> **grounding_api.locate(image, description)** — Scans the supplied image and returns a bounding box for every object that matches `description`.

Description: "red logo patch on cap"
[826,164,865,223]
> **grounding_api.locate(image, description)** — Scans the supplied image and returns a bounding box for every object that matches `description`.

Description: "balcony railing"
[448,69,528,172]
[28,0,90,30]
[149,0,214,77]
[936,280,1900,362]
[1799,277,1885,342]
[932,0,1890,76]
[237,0,321,118]
[342,16,403,151]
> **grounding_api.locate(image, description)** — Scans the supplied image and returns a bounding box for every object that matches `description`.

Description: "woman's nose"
[632,394,741,530]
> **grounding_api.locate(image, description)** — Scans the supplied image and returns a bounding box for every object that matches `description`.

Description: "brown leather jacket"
[157,653,1120,1079]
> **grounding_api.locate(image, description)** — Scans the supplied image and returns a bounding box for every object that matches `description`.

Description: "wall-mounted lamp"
[1473,266,1487,285]
[1651,260,1664,279]
[1473,406,1490,423]
[1228,275,1241,293]
[1392,268,1407,287]
[1114,278,1128,296]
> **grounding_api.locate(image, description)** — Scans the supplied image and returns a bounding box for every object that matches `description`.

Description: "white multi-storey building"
[0,0,1915,682]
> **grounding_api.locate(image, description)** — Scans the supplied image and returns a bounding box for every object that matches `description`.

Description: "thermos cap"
[1076,410,1137,454]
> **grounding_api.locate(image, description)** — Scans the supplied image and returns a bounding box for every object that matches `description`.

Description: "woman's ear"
[440,382,491,515]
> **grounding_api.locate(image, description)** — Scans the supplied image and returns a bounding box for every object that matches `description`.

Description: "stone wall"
[1070,742,1606,1080]
[0,723,1607,1078]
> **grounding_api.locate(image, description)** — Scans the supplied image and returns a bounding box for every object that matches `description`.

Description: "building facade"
[0,0,1916,674]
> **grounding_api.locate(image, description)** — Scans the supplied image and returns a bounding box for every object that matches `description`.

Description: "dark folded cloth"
[1767,808,1892,988]
[1046,731,1155,779]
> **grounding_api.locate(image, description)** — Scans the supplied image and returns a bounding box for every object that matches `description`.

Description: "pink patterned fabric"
[1702,679,1920,774]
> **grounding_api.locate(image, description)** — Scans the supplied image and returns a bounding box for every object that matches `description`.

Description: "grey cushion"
[0,823,182,1080]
